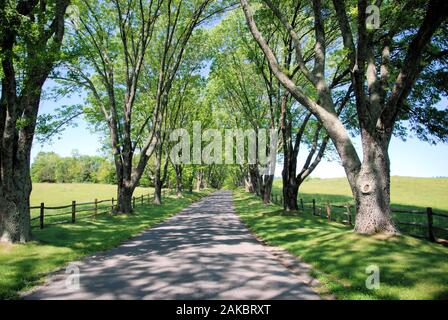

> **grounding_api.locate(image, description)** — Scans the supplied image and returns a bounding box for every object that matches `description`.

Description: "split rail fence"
[269,192,448,243]
[30,190,169,229]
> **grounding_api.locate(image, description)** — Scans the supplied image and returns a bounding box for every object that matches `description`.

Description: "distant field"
[273,176,448,211]
[30,183,153,207]
[271,176,448,239]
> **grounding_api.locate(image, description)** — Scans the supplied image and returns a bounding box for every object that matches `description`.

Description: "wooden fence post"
[133,196,136,209]
[71,201,76,223]
[300,198,304,211]
[40,202,45,229]
[111,197,114,213]
[275,194,278,204]
[312,199,316,216]
[326,201,331,221]
[346,205,352,226]
[141,194,144,206]
[147,193,150,204]
[427,207,435,242]
[94,199,98,219]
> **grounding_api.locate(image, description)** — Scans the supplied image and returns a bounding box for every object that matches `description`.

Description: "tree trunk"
[188,171,194,193]
[116,183,134,213]
[282,147,299,211]
[154,178,162,205]
[261,175,274,204]
[249,165,260,196]
[153,157,162,205]
[352,136,398,234]
[349,130,398,234]
[175,165,182,197]
[283,178,299,211]
[0,177,32,243]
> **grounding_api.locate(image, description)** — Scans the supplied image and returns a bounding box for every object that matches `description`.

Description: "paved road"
[24,191,320,300]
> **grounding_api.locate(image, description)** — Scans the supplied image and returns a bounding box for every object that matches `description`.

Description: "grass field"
[271,176,448,239]
[0,184,210,299]
[233,189,448,300]
[29,183,156,227]
[30,183,153,207]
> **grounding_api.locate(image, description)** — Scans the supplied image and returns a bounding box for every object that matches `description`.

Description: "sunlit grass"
[30,183,153,207]
[233,189,448,300]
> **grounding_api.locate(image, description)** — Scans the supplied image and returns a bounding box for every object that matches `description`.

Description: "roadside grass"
[0,190,210,299]
[232,189,448,300]
[271,176,448,238]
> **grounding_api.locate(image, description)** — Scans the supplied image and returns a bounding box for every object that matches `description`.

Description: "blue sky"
[31,88,448,178]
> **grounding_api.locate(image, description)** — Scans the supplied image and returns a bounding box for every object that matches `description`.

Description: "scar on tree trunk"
[351,142,398,235]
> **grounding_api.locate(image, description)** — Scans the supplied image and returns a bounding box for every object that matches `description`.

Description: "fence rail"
[30,190,169,230]
[269,192,448,243]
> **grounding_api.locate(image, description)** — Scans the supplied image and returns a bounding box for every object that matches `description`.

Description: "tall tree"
[0,0,70,242]
[240,0,448,233]
[209,8,339,208]
[58,0,231,211]
[58,0,164,213]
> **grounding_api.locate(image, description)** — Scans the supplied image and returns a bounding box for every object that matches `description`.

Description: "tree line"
[31,150,228,191]
[31,151,116,184]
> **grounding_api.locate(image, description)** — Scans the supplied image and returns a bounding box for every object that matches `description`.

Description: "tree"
[240,0,448,233]
[59,0,231,211]
[209,8,338,208]
[59,0,164,213]
[31,152,62,183]
[0,0,70,242]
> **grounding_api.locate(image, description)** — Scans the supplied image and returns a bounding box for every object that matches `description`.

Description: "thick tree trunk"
[154,179,162,205]
[116,183,134,213]
[282,148,299,211]
[352,135,398,234]
[114,151,136,213]
[0,178,32,243]
[261,175,274,204]
[283,178,299,211]
[249,165,260,196]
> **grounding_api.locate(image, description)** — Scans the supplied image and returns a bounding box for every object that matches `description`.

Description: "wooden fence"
[30,190,168,229]
[269,192,448,243]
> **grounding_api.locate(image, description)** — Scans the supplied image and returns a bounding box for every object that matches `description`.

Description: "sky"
[31,87,448,179]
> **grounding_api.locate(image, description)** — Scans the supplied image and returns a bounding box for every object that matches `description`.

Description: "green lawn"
[232,189,448,300]
[0,186,210,299]
[30,183,153,206]
[271,176,448,239]
[29,183,156,226]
